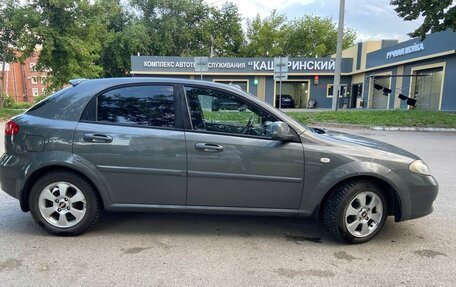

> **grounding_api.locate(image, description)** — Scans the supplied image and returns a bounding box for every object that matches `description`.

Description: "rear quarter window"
[26,87,72,113]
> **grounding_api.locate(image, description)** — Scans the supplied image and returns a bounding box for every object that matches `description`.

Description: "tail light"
[5,120,19,136]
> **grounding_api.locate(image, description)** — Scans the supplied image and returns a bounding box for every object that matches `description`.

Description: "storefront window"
[412,67,443,110]
[326,84,347,98]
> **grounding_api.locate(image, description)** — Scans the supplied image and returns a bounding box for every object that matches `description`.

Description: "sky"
[205,0,425,42]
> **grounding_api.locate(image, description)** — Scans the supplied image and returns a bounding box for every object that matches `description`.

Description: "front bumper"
[388,170,439,221]
[407,175,438,220]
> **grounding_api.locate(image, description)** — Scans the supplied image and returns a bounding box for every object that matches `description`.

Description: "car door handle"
[83,134,113,143]
[194,143,224,153]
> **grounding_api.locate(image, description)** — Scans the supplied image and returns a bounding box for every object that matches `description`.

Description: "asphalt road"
[0,125,455,287]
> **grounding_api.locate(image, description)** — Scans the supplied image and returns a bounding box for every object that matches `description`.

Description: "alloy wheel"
[38,181,87,228]
[344,191,384,238]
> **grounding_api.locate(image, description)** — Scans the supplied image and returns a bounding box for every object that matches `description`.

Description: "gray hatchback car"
[0,78,438,243]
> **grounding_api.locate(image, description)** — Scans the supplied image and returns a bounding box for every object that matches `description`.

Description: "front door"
[183,86,304,209]
[73,84,187,205]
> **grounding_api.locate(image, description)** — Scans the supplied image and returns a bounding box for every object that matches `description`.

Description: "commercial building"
[1,51,50,103]
[131,30,456,111]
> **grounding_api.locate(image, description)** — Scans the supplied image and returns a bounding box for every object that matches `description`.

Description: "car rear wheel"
[322,180,387,244]
[29,171,100,236]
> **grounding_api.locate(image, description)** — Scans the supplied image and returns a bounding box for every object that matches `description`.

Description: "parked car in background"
[0,78,438,243]
[275,94,295,108]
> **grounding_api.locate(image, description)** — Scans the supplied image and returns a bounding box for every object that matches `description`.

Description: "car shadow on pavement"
[94,211,333,243]
[84,211,416,245]
[1,202,422,246]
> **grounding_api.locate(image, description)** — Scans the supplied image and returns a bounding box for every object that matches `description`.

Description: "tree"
[96,0,152,77]
[131,0,211,56]
[0,0,37,107]
[243,10,288,57]
[206,2,244,57]
[283,15,357,57]
[28,0,106,90]
[391,0,456,39]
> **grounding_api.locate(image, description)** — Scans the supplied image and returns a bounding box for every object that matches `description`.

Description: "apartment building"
[1,51,49,103]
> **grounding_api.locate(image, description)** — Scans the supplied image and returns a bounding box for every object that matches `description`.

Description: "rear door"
[73,84,187,205]
[183,85,304,209]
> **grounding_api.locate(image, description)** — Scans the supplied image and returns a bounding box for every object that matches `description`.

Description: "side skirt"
[106,203,306,217]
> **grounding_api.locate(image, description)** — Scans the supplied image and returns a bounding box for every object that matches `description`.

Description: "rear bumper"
[0,153,30,200]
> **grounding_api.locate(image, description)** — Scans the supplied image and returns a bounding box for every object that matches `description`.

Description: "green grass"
[287,110,456,128]
[0,109,26,121]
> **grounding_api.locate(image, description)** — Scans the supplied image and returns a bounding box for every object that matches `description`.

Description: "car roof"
[77,77,243,92]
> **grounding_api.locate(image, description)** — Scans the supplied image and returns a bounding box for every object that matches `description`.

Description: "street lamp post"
[332,0,345,111]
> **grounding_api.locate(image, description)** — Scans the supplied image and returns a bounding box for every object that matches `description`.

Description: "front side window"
[185,86,277,137]
[97,85,175,128]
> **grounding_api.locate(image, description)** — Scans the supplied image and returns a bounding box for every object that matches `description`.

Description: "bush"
[11,102,33,109]
[2,96,33,109]
[3,96,15,108]
[33,94,48,103]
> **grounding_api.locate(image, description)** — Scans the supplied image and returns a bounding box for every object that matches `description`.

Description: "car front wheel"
[323,180,387,244]
[29,171,100,236]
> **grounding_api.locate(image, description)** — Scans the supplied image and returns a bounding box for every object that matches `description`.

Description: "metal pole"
[279,77,282,109]
[279,58,282,109]
[332,0,345,111]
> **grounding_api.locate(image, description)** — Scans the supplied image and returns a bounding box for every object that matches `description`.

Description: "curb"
[370,126,456,132]
[313,123,456,133]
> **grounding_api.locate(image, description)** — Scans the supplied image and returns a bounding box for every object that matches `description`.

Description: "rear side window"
[96,85,175,128]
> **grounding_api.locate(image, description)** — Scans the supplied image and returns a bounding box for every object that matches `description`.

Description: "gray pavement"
[0,126,455,286]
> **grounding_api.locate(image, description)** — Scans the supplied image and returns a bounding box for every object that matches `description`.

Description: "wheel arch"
[315,175,402,222]
[21,164,106,212]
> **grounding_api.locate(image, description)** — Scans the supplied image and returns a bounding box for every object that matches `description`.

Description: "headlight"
[409,160,432,176]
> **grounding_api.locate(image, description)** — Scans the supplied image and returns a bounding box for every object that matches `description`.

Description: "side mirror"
[271,121,296,141]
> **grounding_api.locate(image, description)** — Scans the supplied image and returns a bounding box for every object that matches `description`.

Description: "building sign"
[252,59,335,71]
[386,43,425,59]
[132,56,352,74]
[144,60,246,69]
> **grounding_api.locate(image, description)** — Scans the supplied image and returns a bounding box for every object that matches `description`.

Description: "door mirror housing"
[271,121,296,141]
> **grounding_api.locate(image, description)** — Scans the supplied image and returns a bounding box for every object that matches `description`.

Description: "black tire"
[29,171,101,236]
[322,180,387,244]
